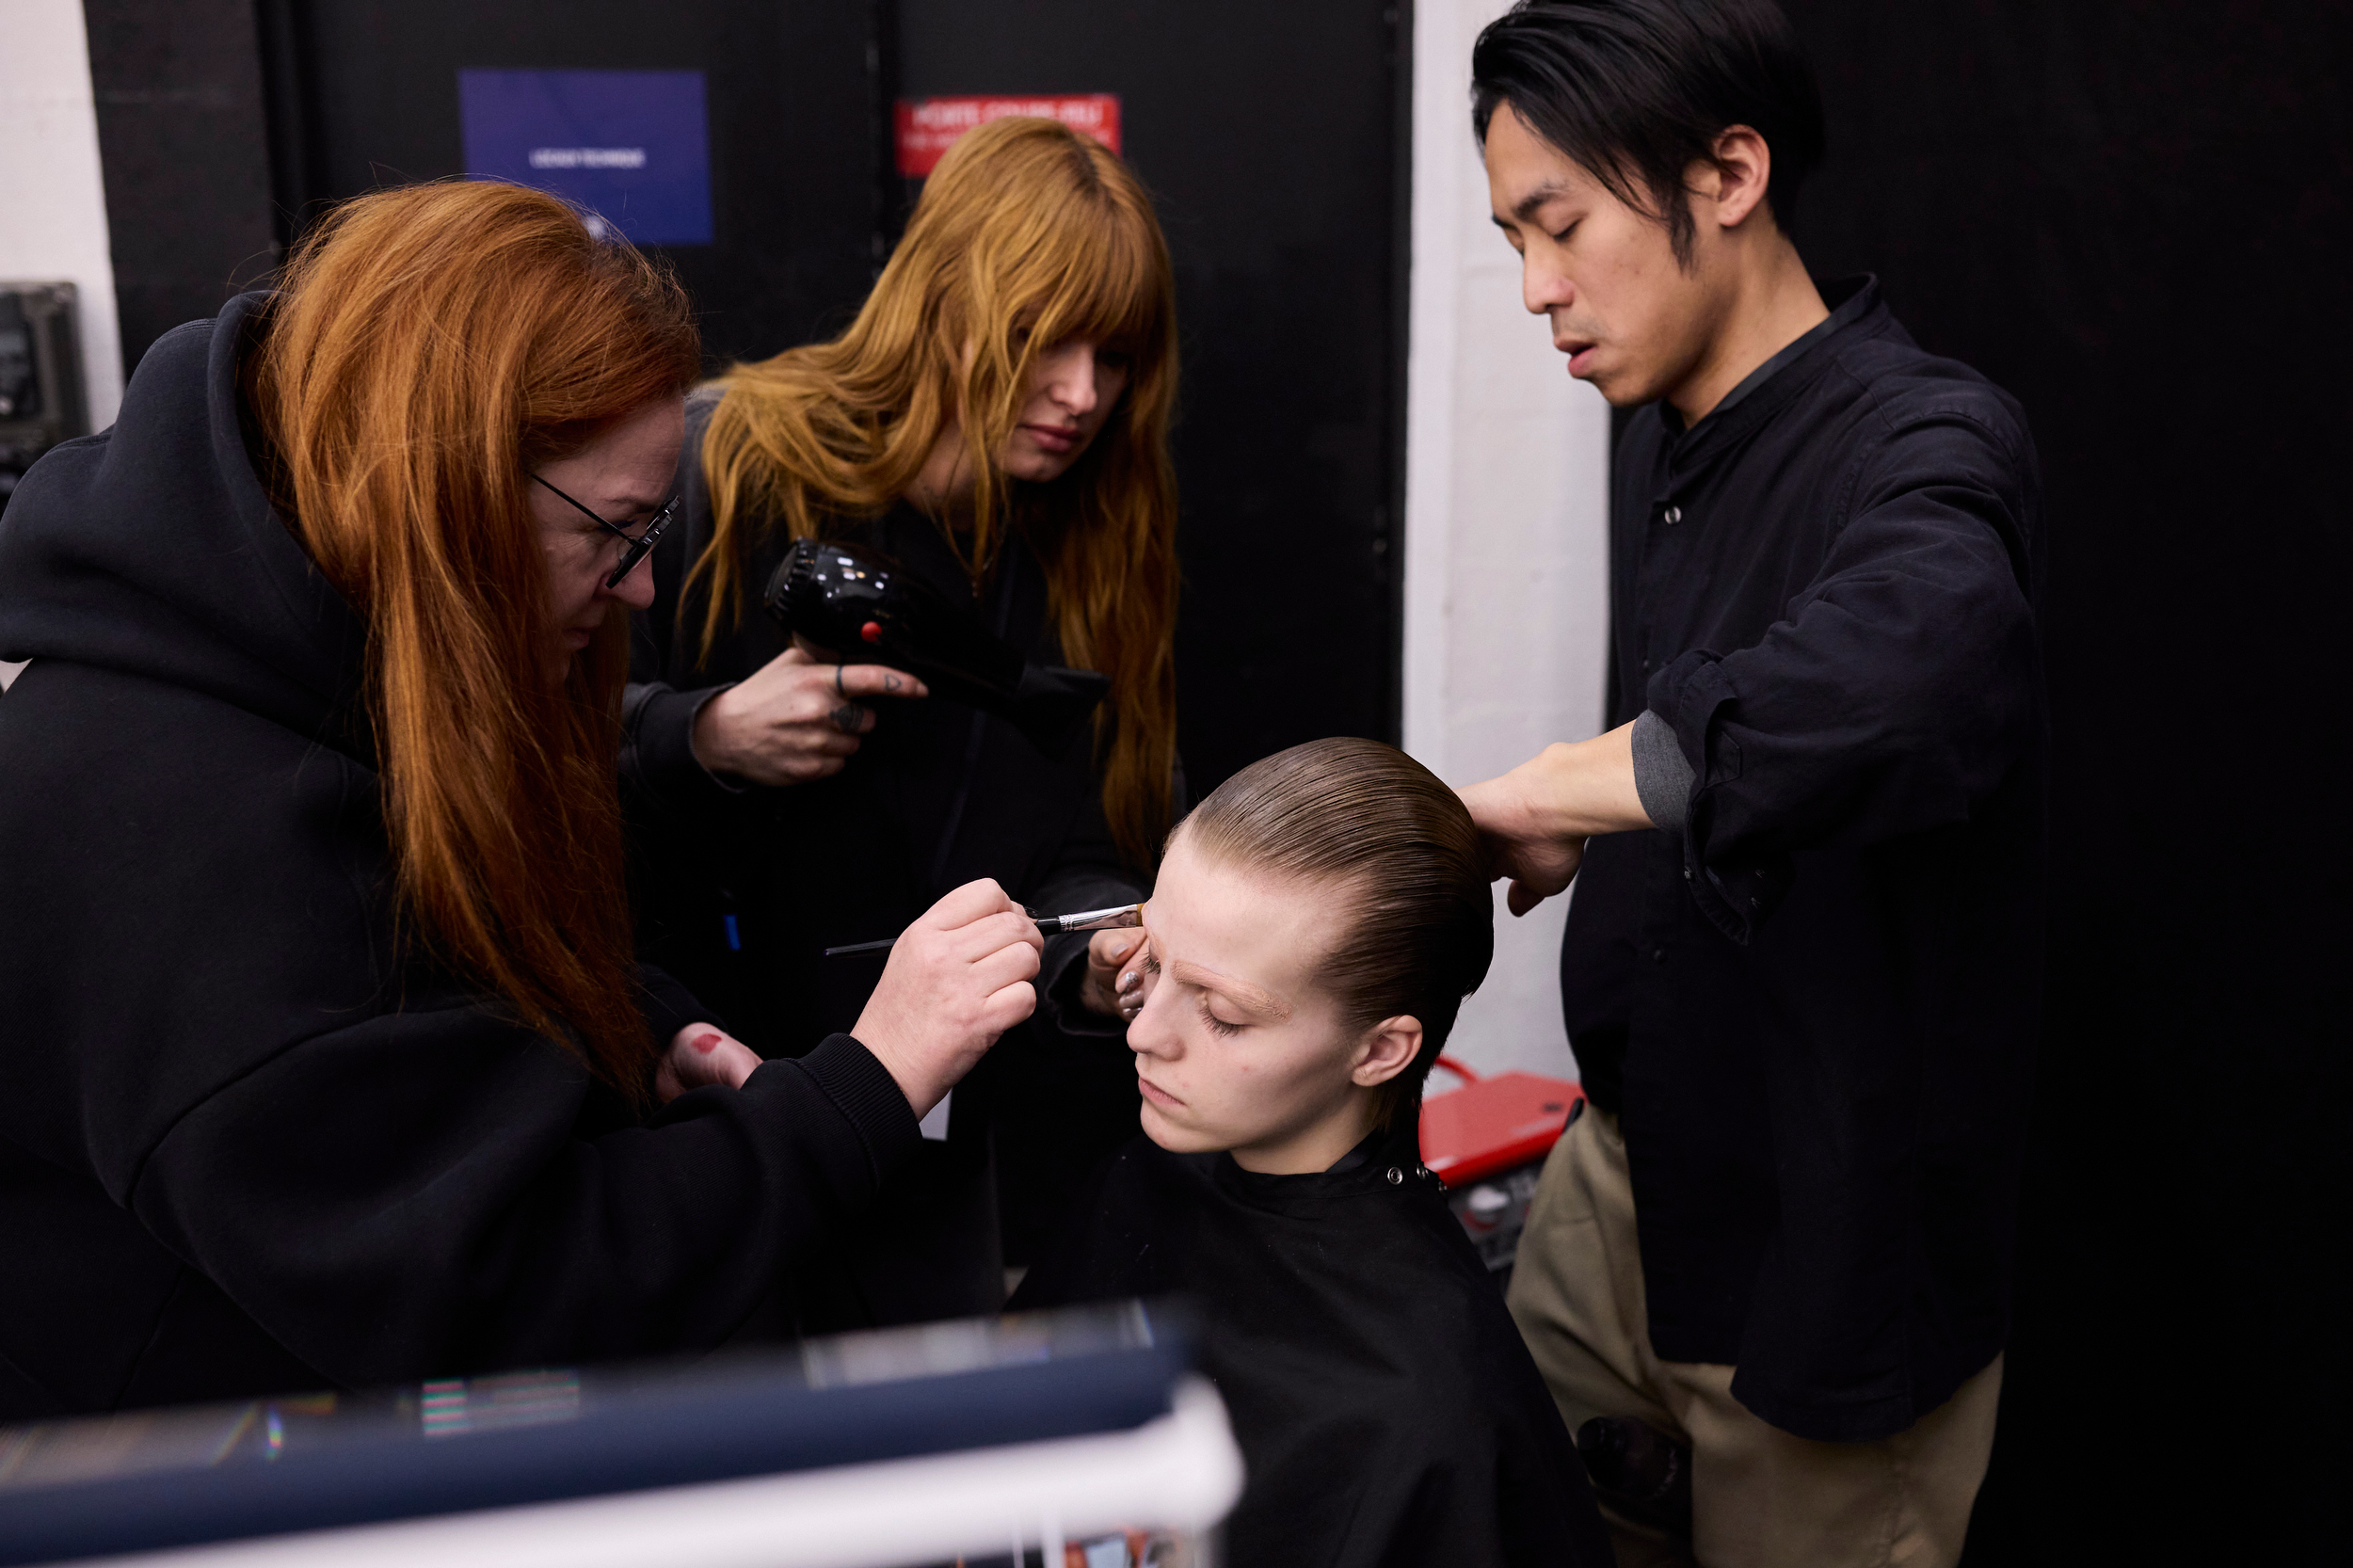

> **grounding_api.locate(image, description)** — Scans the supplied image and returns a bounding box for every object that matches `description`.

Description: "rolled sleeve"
[1630,708,1696,834]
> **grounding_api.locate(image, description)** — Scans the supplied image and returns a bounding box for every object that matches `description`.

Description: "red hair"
[249,181,700,1094]
[696,118,1180,870]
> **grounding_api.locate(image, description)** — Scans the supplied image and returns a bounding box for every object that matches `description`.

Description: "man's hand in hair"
[1460,723,1651,916]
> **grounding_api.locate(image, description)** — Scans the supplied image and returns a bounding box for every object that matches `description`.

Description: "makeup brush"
[823,903,1144,958]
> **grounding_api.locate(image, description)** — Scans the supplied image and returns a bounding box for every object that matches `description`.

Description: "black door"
[257,0,886,366]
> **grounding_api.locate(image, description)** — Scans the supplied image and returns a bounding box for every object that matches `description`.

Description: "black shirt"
[1561,278,2045,1441]
[1011,1128,1613,1568]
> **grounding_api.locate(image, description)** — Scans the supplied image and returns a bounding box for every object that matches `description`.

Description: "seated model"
[1010,738,1609,1567]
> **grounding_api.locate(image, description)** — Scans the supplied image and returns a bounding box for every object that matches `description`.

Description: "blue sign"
[458,69,712,247]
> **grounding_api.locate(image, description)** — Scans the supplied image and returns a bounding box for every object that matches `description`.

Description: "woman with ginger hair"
[0,180,1041,1419]
[624,116,1181,1318]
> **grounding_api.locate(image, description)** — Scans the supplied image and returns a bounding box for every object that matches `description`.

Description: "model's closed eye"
[1166,958,1292,1024]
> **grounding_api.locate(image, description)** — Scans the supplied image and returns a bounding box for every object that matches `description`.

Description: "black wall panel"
[256,0,884,367]
[896,0,1411,793]
[247,0,1409,788]
[1779,4,2349,1560]
[82,0,279,375]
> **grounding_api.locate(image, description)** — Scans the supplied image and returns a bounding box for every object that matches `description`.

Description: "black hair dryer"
[762,537,1111,757]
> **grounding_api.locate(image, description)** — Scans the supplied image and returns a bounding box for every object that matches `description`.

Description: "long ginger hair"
[248,181,701,1094]
[694,117,1181,869]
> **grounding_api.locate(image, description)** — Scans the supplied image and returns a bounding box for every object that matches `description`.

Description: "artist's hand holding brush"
[851,878,1045,1119]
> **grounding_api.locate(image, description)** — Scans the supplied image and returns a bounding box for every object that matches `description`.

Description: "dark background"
[250,0,885,366]
[1781,1,2348,1560]
[81,0,1407,799]
[79,0,278,375]
[67,1,2347,1559]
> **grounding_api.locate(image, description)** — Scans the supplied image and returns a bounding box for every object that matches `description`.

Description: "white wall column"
[1403,0,1614,1083]
[1,0,124,432]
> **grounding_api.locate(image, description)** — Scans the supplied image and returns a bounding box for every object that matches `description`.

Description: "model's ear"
[1352,1016,1425,1089]
[1700,124,1774,232]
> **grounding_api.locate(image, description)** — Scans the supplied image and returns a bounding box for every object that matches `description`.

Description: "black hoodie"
[0,296,921,1421]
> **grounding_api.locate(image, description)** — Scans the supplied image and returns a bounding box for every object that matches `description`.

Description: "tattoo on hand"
[883,672,903,693]
[831,703,866,735]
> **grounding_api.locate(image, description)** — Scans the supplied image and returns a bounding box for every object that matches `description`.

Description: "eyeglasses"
[531,473,679,590]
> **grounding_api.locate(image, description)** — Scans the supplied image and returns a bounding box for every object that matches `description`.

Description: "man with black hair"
[1455,3,2042,1564]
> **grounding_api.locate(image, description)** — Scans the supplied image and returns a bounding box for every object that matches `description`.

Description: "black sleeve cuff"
[1631,708,1696,833]
[1039,932,1129,1038]
[621,680,748,807]
[1645,653,1793,945]
[793,1032,921,1184]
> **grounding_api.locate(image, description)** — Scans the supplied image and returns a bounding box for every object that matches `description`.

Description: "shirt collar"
[1660,275,1881,457]
[1321,1124,1391,1176]
[1215,1120,1416,1199]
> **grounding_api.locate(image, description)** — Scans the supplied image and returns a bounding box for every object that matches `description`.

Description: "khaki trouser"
[1505,1106,2003,1568]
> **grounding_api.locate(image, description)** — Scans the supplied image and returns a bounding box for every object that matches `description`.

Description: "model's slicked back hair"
[695,117,1180,870]
[1471,0,1826,265]
[250,179,701,1097]
[1177,738,1494,1130]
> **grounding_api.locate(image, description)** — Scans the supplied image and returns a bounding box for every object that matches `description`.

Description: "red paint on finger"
[860,620,883,644]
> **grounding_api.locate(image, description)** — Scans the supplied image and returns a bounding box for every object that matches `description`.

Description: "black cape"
[0,298,923,1419]
[1010,1129,1611,1568]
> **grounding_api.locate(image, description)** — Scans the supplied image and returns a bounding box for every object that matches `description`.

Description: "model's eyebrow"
[1168,959,1292,1023]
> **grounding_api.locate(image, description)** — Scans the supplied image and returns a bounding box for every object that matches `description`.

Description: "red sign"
[894,94,1121,178]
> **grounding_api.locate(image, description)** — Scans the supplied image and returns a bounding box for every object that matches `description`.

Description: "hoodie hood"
[0,293,367,756]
